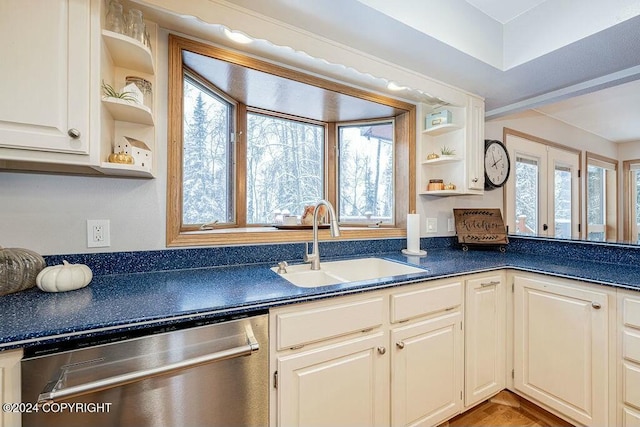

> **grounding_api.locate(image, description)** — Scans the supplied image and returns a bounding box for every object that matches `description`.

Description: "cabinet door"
[465,275,505,408]
[514,275,608,426]
[0,349,22,427]
[466,97,484,191]
[0,0,90,154]
[277,332,389,427]
[391,311,463,427]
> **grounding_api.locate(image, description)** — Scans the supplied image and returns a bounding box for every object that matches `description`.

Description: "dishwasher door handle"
[38,324,260,403]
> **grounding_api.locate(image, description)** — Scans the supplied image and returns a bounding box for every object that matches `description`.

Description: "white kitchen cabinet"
[271,293,389,427]
[465,96,485,191]
[513,273,610,426]
[617,290,640,427]
[391,311,463,427]
[417,96,485,196]
[277,332,389,427]
[0,0,91,156]
[0,349,22,427]
[0,0,157,177]
[464,273,506,408]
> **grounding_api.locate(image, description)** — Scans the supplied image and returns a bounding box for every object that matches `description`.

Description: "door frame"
[503,128,582,239]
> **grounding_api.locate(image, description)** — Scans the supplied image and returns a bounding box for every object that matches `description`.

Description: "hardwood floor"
[442,391,574,427]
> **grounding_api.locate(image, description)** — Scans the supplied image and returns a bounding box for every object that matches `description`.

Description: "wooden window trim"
[586,152,618,241]
[167,35,415,247]
[623,159,640,242]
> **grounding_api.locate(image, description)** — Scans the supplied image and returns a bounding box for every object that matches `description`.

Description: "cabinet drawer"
[625,330,640,364]
[624,362,640,409]
[276,297,384,350]
[625,406,640,427]
[390,281,462,323]
[625,297,640,329]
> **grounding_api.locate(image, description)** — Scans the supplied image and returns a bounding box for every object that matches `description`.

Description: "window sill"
[167,226,406,247]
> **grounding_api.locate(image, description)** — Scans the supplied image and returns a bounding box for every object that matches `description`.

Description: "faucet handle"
[276,261,288,274]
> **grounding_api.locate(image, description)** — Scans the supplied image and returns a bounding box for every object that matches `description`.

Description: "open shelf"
[102,30,154,74]
[422,123,462,136]
[97,162,154,178]
[421,156,463,165]
[102,97,154,125]
[419,190,465,196]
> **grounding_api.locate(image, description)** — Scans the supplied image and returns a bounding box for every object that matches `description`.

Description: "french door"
[505,133,580,239]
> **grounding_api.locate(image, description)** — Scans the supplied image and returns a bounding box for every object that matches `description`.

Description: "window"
[338,121,394,225]
[246,111,325,224]
[623,160,640,243]
[167,35,415,246]
[586,154,617,242]
[514,155,539,235]
[182,73,235,226]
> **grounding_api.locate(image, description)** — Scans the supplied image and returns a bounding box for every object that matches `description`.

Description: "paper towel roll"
[406,213,420,253]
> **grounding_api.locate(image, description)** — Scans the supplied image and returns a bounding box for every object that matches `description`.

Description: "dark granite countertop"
[2,239,640,351]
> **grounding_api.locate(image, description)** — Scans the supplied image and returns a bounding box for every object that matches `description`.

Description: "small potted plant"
[440,146,456,158]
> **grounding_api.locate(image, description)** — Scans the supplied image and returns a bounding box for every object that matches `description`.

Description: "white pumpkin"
[36,260,92,292]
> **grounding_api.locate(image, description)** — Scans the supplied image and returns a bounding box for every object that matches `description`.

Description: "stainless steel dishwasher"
[21,313,268,427]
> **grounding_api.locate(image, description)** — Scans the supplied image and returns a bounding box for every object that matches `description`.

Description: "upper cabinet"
[418,96,485,196]
[0,0,157,178]
[0,0,91,155]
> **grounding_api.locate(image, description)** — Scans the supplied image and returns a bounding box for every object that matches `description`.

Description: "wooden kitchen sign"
[453,208,508,251]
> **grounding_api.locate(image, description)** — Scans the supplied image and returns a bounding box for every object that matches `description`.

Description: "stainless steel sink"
[271,257,427,287]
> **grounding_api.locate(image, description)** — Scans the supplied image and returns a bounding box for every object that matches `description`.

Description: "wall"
[0,33,170,256]
[0,4,482,256]
[485,109,631,240]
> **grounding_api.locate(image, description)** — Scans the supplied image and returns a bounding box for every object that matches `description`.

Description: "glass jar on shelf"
[126,9,145,44]
[105,0,126,34]
[125,76,153,110]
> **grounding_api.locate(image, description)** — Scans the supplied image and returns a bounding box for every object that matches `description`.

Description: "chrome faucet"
[303,200,341,270]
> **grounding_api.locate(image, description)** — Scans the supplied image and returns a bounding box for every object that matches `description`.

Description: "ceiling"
[217,0,640,143]
[182,51,407,122]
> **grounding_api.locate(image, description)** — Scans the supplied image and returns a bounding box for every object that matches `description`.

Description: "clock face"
[484,140,510,189]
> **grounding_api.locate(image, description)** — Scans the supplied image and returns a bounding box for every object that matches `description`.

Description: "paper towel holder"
[401,248,427,256]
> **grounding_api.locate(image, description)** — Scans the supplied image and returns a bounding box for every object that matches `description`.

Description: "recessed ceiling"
[464,0,548,24]
[534,79,640,143]
[219,0,640,142]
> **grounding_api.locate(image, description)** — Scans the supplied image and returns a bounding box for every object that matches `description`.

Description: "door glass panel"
[515,156,538,235]
[587,165,605,241]
[554,165,572,239]
[632,169,640,243]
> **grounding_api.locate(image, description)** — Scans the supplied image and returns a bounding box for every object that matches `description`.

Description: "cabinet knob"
[592,302,601,309]
[472,178,478,183]
[377,346,386,355]
[67,128,81,139]
[396,341,405,350]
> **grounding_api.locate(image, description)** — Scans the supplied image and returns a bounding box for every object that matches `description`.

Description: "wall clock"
[484,139,510,189]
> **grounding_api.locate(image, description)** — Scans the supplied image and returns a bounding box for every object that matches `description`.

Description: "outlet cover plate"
[426,218,437,233]
[87,219,110,248]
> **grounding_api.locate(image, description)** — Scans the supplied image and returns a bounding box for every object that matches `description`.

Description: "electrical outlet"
[426,218,437,233]
[87,219,110,248]
[448,218,455,232]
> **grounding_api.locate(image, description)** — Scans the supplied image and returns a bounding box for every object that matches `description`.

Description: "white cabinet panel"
[514,274,608,426]
[391,311,463,427]
[277,332,389,427]
[0,349,22,427]
[0,0,90,154]
[465,274,505,407]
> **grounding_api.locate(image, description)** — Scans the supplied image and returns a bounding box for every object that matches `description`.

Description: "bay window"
[167,35,415,246]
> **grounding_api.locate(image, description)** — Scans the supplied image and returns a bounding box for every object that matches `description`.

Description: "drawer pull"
[480,281,500,287]
[592,302,602,309]
[396,341,405,350]
[377,346,386,355]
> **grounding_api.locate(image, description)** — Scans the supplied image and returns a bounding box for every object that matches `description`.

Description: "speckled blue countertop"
[2,236,640,351]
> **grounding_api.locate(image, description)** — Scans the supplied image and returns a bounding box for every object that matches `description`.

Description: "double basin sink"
[271,257,427,287]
